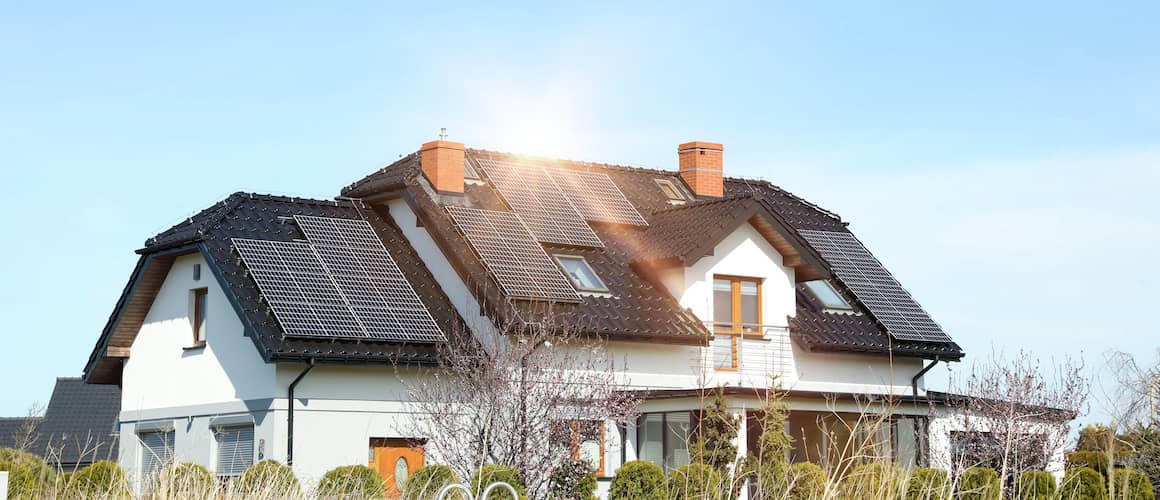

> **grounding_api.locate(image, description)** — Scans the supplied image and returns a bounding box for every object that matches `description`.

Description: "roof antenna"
[438,127,448,141]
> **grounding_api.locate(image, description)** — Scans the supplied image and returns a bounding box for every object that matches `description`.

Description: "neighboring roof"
[0,378,120,468]
[85,193,468,384]
[0,417,40,449]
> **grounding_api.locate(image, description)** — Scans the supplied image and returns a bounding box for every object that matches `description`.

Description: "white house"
[82,139,1060,496]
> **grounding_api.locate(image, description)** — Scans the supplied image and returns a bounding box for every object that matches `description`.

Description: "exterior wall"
[928,407,1067,479]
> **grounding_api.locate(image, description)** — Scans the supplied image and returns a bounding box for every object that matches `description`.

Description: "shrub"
[788,462,827,500]
[668,463,724,500]
[550,458,597,500]
[841,462,904,499]
[1061,466,1107,500]
[1016,470,1056,500]
[69,460,130,499]
[233,459,300,497]
[0,448,57,499]
[158,462,215,498]
[957,467,1000,500]
[905,468,949,500]
[608,460,667,500]
[403,464,460,499]
[1068,450,1112,478]
[469,464,526,500]
[317,464,385,499]
[1110,468,1155,500]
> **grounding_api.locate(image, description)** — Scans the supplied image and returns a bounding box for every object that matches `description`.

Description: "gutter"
[912,356,941,397]
[286,359,315,466]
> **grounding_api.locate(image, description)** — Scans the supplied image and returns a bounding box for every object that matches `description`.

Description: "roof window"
[553,255,608,292]
[655,178,687,203]
[464,160,481,181]
[804,280,853,311]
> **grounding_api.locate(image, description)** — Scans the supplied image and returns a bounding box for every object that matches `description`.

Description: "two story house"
[83,139,1015,495]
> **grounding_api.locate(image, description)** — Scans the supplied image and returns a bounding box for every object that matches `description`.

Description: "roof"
[0,378,120,468]
[343,147,963,359]
[85,193,469,384]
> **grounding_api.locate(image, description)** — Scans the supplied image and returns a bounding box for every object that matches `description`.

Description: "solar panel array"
[446,206,582,302]
[473,157,604,247]
[231,216,445,342]
[546,166,648,226]
[798,229,954,343]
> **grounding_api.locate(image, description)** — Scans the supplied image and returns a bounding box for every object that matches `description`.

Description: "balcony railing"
[704,322,793,378]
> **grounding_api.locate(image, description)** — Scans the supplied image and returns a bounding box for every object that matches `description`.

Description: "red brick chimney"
[420,140,465,194]
[678,141,723,198]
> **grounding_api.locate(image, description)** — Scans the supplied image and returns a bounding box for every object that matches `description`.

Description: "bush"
[1062,467,1107,500]
[906,468,949,500]
[1069,451,1112,478]
[550,458,597,500]
[158,462,215,498]
[69,460,130,498]
[957,467,1000,500]
[403,464,461,499]
[1016,470,1056,500]
[233,460,300,497]
[317,464,385,499]
[0,448,57,499]
[668,463,724,500]
[609,460,667,500]
[841,463,904,499]
[1111,468,1155,500]
[788,462,827,500]
[469,464,526,500]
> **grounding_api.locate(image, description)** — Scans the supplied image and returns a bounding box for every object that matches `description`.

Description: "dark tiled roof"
[635,196,765,264]
[0,417,39,450]
[342,153,422,200]
[36,378,120,467]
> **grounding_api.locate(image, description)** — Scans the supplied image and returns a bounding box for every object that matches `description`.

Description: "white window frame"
[552,254,609,293]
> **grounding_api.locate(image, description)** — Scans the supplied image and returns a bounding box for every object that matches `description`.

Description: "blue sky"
[1,2,1157,423]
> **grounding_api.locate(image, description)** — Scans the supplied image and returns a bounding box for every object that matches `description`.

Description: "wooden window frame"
[712,275,762,372]
[192,288,208,347]
[568,421,605,477]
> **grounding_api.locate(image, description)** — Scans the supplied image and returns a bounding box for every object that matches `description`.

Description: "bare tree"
[1100,348,1160,497]
[14,402,45,453]
[401,312,640,498]
[952,349,1088,498]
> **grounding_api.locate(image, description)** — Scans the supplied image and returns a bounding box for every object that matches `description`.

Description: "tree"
[952,349,1088,499]
[690,387,739,475]
[402,313,639,499]
[1102,349,1160,495]
[745,385,794,499]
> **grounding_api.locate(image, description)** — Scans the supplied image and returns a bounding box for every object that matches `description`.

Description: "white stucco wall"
[928,407,1067,479]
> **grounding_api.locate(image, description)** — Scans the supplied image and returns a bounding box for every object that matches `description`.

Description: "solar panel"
[545,166,648,226]
[231,216,445,342]
[473,157,604,248]
[798,229,954,343]
[446,206,582,302]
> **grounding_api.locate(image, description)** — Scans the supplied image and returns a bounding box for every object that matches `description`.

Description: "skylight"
[463,159,481,180]
[804,280,853,311]
[655,178,686,202]
[554,255,608,292]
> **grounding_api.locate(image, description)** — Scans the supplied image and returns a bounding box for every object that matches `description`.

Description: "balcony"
[704,322,794,384]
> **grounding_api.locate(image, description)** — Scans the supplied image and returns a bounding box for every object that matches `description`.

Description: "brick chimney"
[420,140,465,194]
[678,141,724,198]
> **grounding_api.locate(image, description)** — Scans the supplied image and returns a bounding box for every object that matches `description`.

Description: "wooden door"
[369,438,425,498]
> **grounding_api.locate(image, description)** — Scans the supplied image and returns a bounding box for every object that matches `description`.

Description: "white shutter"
[139,430,174,481]
[215,426,254,476]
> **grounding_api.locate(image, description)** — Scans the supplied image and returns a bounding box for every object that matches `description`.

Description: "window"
[637,412,692,472]
[139,429,174,482]
[215,425,255,477]
[191,288,208,346]
[554,255,608,292]
[464,160,481,180]
[804,280,853,311]
[655,178,687,202]
[712,276,762,370]
[554,421,605,476]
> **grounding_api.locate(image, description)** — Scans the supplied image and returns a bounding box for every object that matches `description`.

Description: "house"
[0,377,120,471]
[81,139,1062,494]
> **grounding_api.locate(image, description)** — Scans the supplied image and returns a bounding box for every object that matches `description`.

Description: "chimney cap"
[421,140,465,152]
[678,141,723,152]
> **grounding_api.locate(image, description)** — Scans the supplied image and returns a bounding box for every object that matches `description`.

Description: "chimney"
[678,141,724,198]
[420,140,465,194]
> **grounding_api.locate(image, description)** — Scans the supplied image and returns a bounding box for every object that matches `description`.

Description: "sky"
[1,2,1157,426]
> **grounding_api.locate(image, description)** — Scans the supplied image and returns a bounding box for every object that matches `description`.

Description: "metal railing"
[704,322,793,377]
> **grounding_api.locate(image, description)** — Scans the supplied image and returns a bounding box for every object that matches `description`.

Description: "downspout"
[912,356,940,397]
[287,359,315,466]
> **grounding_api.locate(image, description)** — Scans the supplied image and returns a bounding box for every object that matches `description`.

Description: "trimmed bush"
[905,468,949,500]
[550,458,598,500]
[1068,451,1112,478]
[1017,470,1056,500]
[403,464,461,499]
[317,464,385,499]
[608,460,667,500]
[788,462,827,500]
[1062,466,1107,500]
[841,462,904,499]
[233,459,300,497]
[957,467,1000,500]
[469,464,526,500]
[0,448,57,499]
[1111,468,1155,500]
[69,460,130,499]
[668,463,724,500]
[159,462,215,498]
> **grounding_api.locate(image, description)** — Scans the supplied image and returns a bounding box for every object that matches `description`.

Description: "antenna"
[439,127,448,141]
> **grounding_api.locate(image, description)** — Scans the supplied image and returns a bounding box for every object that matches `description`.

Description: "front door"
[369,438,425,497]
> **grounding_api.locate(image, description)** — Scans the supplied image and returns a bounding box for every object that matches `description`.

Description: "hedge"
[469,464,526,500]
[160,462,215,498]
[233,460,300,497]
[1068,451,1111,478]
[1062,466,1107,500]
[608,460,667,500]
[841,462,904,499]
[788,462,827,500]
[1110,468,1155,500]
[905,468,949,500]
[403,464,461,499]
[550,458,597,500]
[317,464,385,499]
[957,467,1000,500]
[69,460,130,499]
[668,463,725,500]
[1016,470,1056,500]
[0,448,57,499]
